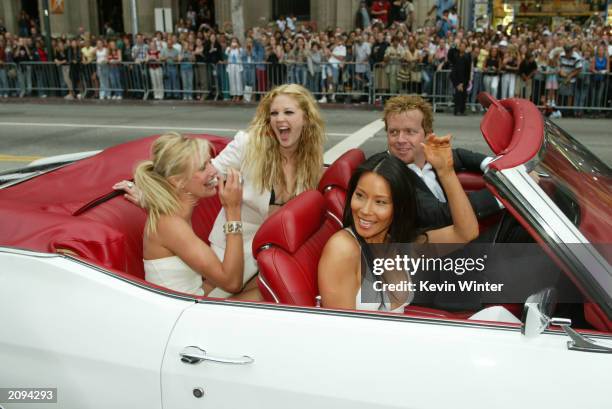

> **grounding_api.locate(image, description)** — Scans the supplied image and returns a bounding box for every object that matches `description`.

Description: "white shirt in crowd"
[95,47,108,63]
[329,44,346,65]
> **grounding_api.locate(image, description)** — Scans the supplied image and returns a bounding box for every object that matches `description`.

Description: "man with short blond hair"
[382,95,500,230]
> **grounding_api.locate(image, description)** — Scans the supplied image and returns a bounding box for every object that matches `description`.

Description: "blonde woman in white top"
[117,84,325,299]
[133,132,245,297]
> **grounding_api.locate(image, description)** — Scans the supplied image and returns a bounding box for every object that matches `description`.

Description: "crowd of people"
[0,1,610,115]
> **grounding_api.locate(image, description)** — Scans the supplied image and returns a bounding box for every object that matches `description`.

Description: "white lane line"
[324,118,385,163]
[0,121,351,136]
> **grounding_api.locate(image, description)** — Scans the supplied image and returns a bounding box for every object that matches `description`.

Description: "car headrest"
[489,98,544,171]
[318,149,366,192]
[478,92,513,155]
[253,190,327,255]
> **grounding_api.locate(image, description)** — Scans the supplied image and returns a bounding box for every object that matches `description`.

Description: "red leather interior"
[478,92,513,154]
[0,135,228,279]
[486,98,544,171]
[457,171,485,192]
[584,303,612,332]
[253,190,340,305]
[318,149,366,223]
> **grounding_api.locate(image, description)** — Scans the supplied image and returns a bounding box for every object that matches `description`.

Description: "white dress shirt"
[407,156,495,204]
[408,163,446,202]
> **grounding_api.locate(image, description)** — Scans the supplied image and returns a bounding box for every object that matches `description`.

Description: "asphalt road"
[0,100,610,172]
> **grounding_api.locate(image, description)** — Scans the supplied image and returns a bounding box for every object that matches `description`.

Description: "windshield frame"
[484,122,612,318]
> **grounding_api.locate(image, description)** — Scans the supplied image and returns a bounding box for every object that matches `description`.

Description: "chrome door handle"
[180,346,255,365]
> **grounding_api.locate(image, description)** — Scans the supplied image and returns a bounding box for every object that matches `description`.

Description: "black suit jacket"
[403,148,500,230]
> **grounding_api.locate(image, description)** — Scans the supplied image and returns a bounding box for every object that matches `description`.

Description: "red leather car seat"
[318,149,366,225]
[0,135,227,280]
[252,190,340,305]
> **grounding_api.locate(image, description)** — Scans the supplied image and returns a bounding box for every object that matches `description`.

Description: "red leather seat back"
[0,135,227,280]
[318,149,366,224]
[252,190,340,305]
[457,171,485,192]
[478,92,513,154]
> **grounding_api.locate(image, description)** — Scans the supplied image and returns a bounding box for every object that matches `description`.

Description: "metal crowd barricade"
[431,69,454,112]
[120,62,147,98]
[0,63,20,96]
[18,62,69,97]
[6,60,610,114]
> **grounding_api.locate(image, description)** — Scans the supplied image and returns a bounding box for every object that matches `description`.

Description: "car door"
[161,300,611,409]
[0,248,191,409]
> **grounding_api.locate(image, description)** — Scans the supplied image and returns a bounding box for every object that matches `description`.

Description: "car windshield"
[535,120,612,247]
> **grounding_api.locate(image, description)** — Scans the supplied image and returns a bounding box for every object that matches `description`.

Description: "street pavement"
[0,100,610,172]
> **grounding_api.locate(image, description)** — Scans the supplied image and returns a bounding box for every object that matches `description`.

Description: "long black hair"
[342,152,420,243]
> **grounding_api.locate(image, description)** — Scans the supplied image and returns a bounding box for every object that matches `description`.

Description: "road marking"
[0,120,382,164]
[324,118,385,163]
[0,154,43,162]
[0,121,351,136]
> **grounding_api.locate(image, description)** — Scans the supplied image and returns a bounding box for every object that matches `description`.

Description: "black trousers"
[454,86,467,114]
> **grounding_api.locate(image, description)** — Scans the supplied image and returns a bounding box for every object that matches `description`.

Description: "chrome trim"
[326,210,343,227]
[180,346,254,365]
[0,246,61,258]
[258,275,280,304]
[550,318,612,354]
[486,166,612,317]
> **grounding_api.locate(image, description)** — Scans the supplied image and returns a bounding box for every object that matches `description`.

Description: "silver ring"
[127,182,134,189]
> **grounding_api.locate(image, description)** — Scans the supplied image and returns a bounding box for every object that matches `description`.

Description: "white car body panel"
[0,249,189,409]
[162,301,612,409]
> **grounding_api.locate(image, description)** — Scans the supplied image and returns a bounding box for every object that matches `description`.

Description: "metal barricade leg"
[0,68,8,97]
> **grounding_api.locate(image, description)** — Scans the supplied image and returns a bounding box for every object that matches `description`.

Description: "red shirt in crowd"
[36,47,48,61]
[371,0,390,25]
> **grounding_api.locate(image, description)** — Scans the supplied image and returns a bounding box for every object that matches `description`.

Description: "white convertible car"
[0,95,610,408]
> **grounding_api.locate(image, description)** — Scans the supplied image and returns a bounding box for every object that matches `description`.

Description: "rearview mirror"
[521,287,557,338]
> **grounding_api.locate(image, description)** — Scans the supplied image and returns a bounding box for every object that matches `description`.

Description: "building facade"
[0,0,443,36]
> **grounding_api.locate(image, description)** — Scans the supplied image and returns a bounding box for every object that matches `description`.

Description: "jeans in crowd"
[180,64,194,98]
[0,68,9,97]
[207,63,219,96]
[288,64,306,86]
[306,70,321,95]
[109,65,123,97]
[483,74,499,99]
[592,76,607,108]
[500,73,516,99]
[575,75,590,109]
[17,64,33,96]
[164,64,180,98]
[469,70,483,106]
[243,63,255,88]
[421,67,433,95]
[97,63,110,98]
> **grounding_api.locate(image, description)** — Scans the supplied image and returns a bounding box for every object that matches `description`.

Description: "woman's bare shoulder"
[329,228,360,249]
[154,215,193,240]
[320,229,361,267]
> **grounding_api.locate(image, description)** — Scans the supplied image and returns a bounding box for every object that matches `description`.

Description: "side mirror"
[521,287,556,338]
[521,288,612,353]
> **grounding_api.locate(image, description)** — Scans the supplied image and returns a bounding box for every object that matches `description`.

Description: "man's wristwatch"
[223,221,243,235]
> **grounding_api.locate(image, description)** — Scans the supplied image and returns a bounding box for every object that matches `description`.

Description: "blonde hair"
[383,95,434,135]
[134,132,211,234]
[243,84,325,195]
